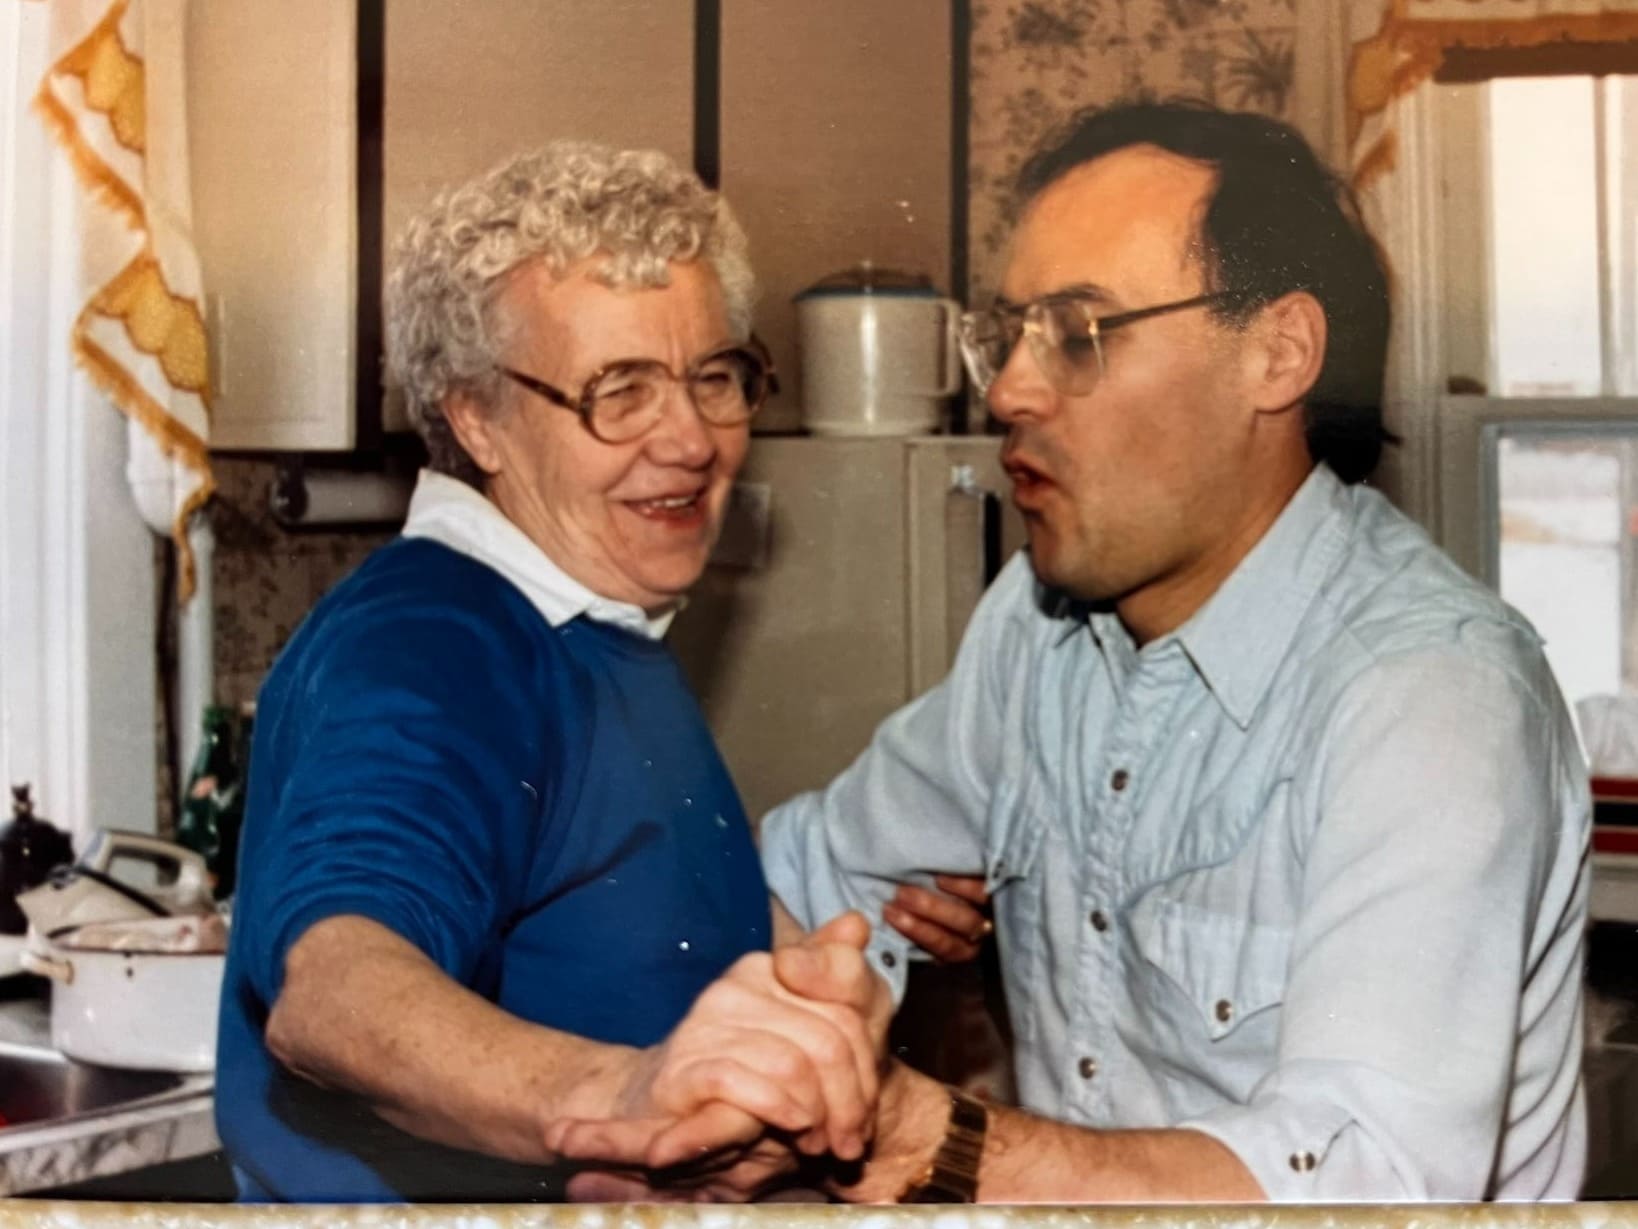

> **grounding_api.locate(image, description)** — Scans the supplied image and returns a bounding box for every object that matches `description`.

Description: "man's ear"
[1247,291,1326,415]
[443,393,504,476]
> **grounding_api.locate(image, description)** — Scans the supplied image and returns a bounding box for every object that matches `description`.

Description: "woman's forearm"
[266,914,638,1163]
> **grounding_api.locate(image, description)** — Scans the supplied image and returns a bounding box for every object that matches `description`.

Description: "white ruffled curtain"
[31,0,213,600]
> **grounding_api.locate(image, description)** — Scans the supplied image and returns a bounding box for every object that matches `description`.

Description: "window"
[1426,65,1638,736]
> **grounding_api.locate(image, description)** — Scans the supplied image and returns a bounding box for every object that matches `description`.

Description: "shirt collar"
[1172,464,1350,729]
[400,468,675,640]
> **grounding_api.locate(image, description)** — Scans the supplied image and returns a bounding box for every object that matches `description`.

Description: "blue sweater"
[217,538,770,1201]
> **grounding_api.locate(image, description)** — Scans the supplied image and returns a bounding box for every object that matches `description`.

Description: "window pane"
[1488,78,1604,397]
[1609,75,1638,396]
[1496,430,1632,740]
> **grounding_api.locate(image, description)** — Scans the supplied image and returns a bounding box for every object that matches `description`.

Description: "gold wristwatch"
[900,1087,988,1203]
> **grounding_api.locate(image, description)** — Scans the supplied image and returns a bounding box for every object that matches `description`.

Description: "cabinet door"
[381,1,695,435]
[187,0,357,451]
[189,2,694,451]
[722,1,953,435]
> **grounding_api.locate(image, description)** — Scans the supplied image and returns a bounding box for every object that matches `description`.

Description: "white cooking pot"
[795,262,962,436]
[20,915,226,1072]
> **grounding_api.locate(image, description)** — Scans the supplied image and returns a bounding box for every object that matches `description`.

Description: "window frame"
[1404,71,1638,568]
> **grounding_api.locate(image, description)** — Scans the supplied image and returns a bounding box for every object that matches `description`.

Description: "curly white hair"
[384,141,756,482]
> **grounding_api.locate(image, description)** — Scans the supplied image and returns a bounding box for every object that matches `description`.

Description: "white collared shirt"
[400,469,674,640]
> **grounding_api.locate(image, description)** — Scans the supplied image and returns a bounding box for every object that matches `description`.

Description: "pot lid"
[55,912,228,954]
[795,260,939,300]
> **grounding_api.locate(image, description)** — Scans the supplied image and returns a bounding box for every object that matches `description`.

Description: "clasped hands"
[546,911,893,1201]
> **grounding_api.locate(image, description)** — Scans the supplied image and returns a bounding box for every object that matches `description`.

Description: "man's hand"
[549,912,892,1200]
[882,875,991,964]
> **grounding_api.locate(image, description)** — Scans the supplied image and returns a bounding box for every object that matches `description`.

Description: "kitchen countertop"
[0,978,217,1198]
[0,1204,1635,1228]
[0,986,1627,1222]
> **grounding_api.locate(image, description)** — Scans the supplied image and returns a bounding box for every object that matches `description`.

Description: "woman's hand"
[548,914,887,1181]
[549,912,892,1200]
[882,874,992,964]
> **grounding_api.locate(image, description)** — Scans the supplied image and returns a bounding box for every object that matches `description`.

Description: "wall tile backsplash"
[209,458,392,712]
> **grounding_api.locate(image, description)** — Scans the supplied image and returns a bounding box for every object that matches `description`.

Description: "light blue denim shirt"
[761,465,1590,1201]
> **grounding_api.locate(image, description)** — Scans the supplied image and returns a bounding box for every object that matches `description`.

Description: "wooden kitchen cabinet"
[186,2,953,451]
[186,1,693,451]
[187,0,357,451]
[381,0,697,435]
[721,0,953,434]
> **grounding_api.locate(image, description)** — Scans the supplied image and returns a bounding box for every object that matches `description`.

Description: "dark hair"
[1017,98,1394,484]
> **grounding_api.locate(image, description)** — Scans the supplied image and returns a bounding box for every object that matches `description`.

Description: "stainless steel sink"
[0,1041,187,1131]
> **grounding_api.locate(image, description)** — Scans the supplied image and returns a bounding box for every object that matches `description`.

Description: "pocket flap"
[1128,896,1291,1040]
[984,778,1045,893]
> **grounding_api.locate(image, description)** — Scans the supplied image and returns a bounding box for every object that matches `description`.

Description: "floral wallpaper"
[968,0,1300,304]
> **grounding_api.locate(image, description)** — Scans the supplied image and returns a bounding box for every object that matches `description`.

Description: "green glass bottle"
[176,705,244,900]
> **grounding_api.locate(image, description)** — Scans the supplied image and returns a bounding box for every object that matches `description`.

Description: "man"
[559,99,1590,1201]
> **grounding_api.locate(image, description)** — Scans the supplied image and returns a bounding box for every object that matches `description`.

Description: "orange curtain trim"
[31,85,143,228]
[71,331,213,602]
[51,0,145,157]
[1349,9,1638,153]
[89,249,212,402]
[1353,130,1401,194]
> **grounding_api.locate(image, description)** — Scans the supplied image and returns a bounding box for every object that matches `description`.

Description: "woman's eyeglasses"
[497,338,778,444]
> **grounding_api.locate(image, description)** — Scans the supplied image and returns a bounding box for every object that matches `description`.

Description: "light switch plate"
[710,481,772,570]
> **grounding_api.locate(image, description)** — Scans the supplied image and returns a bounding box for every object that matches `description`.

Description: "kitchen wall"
[204,0,1319,747]
[968,0,1303,304]
[152,462,387,831]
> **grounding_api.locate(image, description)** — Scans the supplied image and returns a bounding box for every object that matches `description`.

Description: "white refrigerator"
[670,434,1026,822]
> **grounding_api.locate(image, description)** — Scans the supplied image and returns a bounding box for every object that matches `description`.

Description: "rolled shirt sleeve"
[1181,627,1590,1200]
[760,553,1038,1000]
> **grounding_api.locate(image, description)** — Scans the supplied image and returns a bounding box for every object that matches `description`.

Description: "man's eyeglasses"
[496,338,778,445]
[957,291,1230,397]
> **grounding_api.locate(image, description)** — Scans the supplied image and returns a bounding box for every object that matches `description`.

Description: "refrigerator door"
[905,437,1028,696]
[671,436,1027,823]
[669,437,911,824]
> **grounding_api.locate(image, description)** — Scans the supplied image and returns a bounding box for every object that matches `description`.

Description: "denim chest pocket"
[1127,895,1292,1045]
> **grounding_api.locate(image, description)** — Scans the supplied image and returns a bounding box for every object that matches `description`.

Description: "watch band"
[901,1087,988,1203]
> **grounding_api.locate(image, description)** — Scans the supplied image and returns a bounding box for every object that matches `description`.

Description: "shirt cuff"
[761,804,912,1005]
[1178,1096,1360,1202]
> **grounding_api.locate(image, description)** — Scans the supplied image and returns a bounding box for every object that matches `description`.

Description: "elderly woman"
[216,143,885,1203]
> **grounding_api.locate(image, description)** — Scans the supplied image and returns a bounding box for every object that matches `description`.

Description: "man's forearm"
[845,1062,1266,1203]
[266,915,637,1164]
